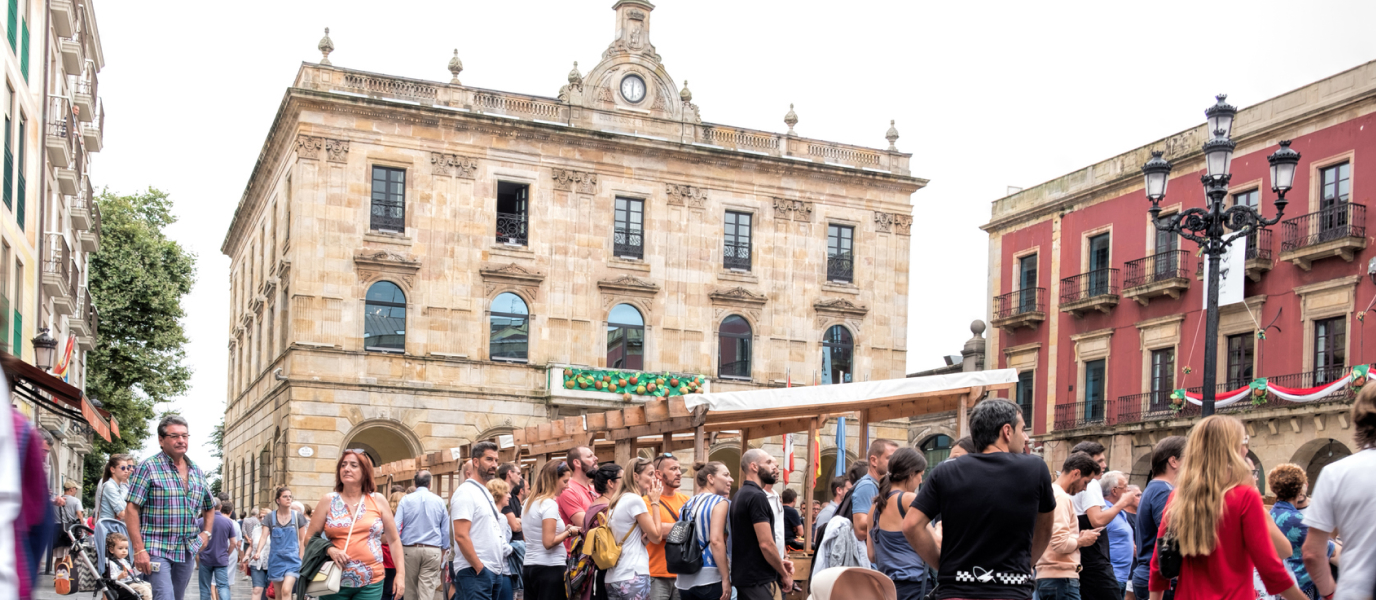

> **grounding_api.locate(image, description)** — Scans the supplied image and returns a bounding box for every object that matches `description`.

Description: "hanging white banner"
[1202,239,1246,309]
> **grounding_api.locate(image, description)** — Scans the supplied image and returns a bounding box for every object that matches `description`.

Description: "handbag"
[307,495,368,595]
[665,496,703,575]
[1156,527,1183,580]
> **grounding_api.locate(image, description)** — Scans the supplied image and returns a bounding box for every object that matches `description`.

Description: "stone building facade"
[982,57,1376,493]
[221,1,923,508]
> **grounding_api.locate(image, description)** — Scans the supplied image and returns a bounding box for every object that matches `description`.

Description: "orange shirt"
[323,493,387,587]
[643,491,690,579]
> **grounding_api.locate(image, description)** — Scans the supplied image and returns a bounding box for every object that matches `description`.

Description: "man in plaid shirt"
[123,415,216,600]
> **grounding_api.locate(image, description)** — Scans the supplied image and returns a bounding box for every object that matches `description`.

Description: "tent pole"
[858,409,871,455]
[804,416,818,550]
[694,425,706,465]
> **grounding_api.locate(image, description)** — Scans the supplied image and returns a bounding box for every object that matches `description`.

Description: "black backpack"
[664,500,702,575]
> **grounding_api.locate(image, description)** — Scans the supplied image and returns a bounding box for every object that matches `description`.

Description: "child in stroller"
[105,533,153,600]
[64,518,144,600]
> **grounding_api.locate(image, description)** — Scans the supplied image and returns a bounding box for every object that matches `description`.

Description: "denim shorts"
[250,568,269,588]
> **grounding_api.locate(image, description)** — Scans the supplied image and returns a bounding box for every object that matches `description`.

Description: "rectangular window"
[1018,254,1037,313]
[613,197,644,260]
[16,114,23,229]
[1314,317,1346,385]
[3,83,11,211]
[723,211,752,271]
[369,166,405,232]
[1226,333,1255,389]
[11,258,18,359]
[1015,371,1034,425]
[1233,190,1260,256]
[1150,348,1174,410]
[1084,359,1105,423]
[496,181,529,246]
[827,224,854,283]
[1087,233,1111,296]
[1319,162,1352,238]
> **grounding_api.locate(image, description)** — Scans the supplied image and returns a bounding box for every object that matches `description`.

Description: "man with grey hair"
[125,415,216,600]
[730,449,793,600]
[395,469,450,600]
[1100,471,1137,596]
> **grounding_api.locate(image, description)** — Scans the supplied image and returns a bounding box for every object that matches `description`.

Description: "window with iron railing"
[369,166,405,232]
[496,181,529,245]
[1016,371,1034,425]
[723,211,752,271]
[1314,316,1345,385]
[1150,348,1174,411]
[1227,333,1255,389]
[827,224,854,283]
[613,197,643,259]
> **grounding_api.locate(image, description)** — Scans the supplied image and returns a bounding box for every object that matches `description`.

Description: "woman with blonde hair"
[1148,416,1305,600]
[602,457,664,600]
[522,460,582,600]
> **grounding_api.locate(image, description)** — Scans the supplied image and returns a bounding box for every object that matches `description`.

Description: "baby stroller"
[63,517,142,600]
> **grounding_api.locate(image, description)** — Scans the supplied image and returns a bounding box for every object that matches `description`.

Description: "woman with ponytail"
[1148,416,1305,600]
[866,448,929,600]
[94,454,134,521]
[675,462,733,600]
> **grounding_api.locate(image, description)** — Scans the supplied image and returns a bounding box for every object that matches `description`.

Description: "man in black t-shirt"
[730,449,794,600]
[904,399,1056,600]
[781,489,805,550]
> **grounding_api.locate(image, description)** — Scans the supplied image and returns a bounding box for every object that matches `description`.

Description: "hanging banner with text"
[1201,239,1246,309]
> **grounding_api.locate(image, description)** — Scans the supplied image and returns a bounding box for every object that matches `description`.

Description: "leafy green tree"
[81,188,196,503]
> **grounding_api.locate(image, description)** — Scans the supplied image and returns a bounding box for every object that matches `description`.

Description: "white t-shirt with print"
[605,494,649,583]
[521,498,567,567]
[1303,448,1376,600]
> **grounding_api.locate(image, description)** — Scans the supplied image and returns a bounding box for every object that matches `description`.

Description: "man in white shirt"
[1303,391,1376,600]
[763,482,786,562]
[396,470,451,600]
[450,442,506,600]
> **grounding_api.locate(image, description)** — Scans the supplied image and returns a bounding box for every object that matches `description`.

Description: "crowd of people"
[15,383,1375,600]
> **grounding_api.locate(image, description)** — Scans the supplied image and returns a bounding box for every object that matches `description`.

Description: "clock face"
[620,74,646,103]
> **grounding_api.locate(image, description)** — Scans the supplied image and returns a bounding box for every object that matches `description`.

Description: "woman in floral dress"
[304,450,406,600]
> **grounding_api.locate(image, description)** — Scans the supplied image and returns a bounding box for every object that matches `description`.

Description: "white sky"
[91,0,1376,472]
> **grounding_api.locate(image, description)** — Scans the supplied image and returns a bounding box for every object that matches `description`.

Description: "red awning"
[2,352,117,442]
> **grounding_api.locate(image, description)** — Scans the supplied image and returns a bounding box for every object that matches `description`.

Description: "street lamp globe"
[1141,150,1173,205]
[1202,134,1236,179]
[1205,94,1237,139]
[32,328,57,371]
[1268,140,1301,194]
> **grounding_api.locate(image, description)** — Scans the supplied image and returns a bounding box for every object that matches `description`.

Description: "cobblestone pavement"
[34,567,257,600]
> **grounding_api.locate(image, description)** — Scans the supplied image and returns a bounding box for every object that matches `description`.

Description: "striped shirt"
[126,452,214,562]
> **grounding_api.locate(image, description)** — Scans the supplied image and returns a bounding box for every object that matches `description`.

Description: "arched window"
[607,304,645,370]
[490,293,530,362]
[364,281,406,353]
[921,435,953,474]
[718,315,752,379]
[821,325,853,384]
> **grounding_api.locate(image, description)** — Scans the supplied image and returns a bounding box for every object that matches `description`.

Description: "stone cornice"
[708,286,768,306]
[479,262,546,286]
[813,297,869,318]
[353,249,421,272]
[597,274,660,297]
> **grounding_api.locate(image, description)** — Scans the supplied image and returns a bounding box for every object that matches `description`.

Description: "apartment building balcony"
[44,235,76,316]
[1279,203,1367,271]
[78,203,101,252]
[82,100,103,152]
[73,72,98,122]
[70,185,91,230]
[1059,268,1119,317]
[991,287,1046,331]
[77,292,98,351]
[1054,400,1106,431]
[49,0,76,38]
[69,287,90,337]
[60,36,83,75]
[1123,249,1191,306]
[45,98,75,168]
[55,166,79,195]
[1109,368,1352,430]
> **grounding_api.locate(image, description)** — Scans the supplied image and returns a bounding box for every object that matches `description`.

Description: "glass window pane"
[492,292,528,315]
[365,281,405,304]
[490,312,528,361]
[609,303,644,326]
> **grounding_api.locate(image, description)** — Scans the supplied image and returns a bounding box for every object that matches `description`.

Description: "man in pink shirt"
[556,446,599,550]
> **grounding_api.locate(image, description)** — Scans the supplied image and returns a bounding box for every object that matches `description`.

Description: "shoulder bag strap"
[660,500,679,521]
[466,481,501,521]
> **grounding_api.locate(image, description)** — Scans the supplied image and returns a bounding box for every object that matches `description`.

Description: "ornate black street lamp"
[32,328,58,371]
[1142,94,1301,416]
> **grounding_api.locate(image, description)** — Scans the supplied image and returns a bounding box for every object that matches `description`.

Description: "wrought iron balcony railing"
[723,241,751,271]
[993,287,1046,319]
[612,227,643,259]
[1124,249,1190,288]
[496,212,528,246]
[1282,203,1366,252]
[827,253,854,283]
[1053,400,1106,431]
[1060,268,1119,304]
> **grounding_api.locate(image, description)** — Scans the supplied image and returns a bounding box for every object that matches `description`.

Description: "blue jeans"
[199,565,230,600]
[146,554,196,600]
[453,567,503,600]
[1037,578,1081,600]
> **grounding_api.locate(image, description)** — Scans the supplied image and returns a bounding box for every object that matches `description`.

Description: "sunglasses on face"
[120,466,133,471]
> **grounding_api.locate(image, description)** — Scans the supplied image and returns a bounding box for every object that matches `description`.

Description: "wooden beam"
[614,439,634,465]
[804,417,819,551]
[587,412,608,432]
[645,400,671,423]
[668,397,691,418]
[858,409,871,455]
[609,417,695,441]
[623,406,647,427]
[607,410,625,430]
[512,428,526,445]
[564,417,584,436]
[702,388,976,424]
[662,432,673,455]
[551,419,566,438]
[694,425,706,465]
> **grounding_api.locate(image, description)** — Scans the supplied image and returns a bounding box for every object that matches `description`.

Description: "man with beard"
[645,454,689,600]
[557,446,600,551]
[450,441,507,600]
[730,449,793,600]
[852,439,899,543]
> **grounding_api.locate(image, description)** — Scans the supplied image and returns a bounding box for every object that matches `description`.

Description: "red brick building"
[982,58,1376,489]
